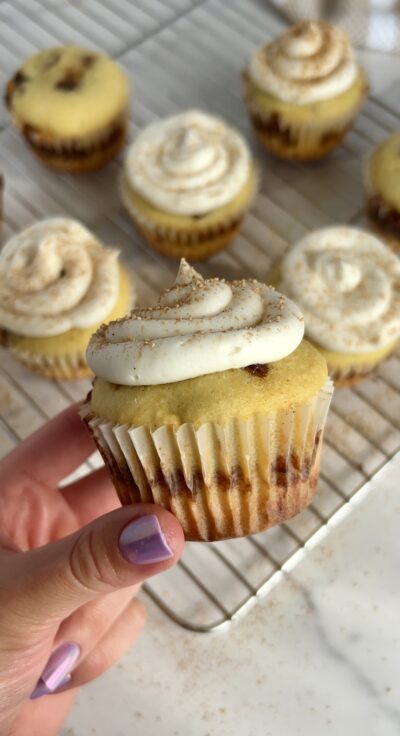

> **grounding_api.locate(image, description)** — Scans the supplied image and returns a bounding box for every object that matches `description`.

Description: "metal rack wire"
[0,0,399,632]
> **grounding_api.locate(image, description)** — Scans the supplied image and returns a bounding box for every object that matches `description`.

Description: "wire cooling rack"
[0,0,399,632]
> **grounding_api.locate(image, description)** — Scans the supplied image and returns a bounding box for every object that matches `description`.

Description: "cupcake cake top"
[6,46,129,139]
[248,21,357,105]
[87,259,304,385]
[123,111,251,216]
[368,131,400,210]
[0,218,121,337]
[279,226,400,354]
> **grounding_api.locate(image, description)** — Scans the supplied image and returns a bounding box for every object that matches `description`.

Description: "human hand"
[0,405,184,736]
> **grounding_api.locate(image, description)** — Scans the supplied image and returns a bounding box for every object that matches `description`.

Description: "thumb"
[1,505,184,630]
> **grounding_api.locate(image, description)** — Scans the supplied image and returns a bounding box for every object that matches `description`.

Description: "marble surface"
[64,454,400,736]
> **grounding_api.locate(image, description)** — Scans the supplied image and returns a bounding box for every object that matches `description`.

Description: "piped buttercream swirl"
[123,111,251,216]
[279,226,400,354]
[0,218,120,337]
[248,21,357,104]
[87,259,304,385]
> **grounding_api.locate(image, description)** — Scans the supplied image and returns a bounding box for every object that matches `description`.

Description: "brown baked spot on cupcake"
[82,54,96,69]
[56,67,85,91]
[55,67,85,92]
[244,363,269,378]
[55,55,97,91]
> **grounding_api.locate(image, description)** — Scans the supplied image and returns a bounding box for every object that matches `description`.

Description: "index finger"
[1,404,95,487]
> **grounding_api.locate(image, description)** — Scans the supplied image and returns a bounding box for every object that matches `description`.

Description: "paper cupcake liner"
[13,110,128,151]
[25,124,127,174]
[328,353,396,388]
[8,345,91,380]
[242,76,366,161]
[82,379,333,541]
[119,169,260,258]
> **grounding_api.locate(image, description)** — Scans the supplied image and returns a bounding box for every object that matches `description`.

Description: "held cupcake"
[120,110,258,261]
[277,226,400,387]
[82,260,333,542]
[5,46,129,173]
[242,21,368,162]
[0,218,133,379]
[366,132,400,251]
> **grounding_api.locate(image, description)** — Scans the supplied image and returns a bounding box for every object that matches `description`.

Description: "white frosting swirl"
[124,111,251,215]
[279,226,400,354]
[0,218,120,337]
[249,21,357,104]
[87,260,304,386]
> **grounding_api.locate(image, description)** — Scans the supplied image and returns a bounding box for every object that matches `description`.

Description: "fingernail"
[58,673,72,689]
[30,642,80,699]
[119,514,173,565]
[30,674,71,700]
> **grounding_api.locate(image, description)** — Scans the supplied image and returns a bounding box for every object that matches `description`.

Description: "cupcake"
[366,132,400,251]
[82,260,333,541]
[242,21,368,162]
[0,218,133,379]
[5,46,129,173]
[277,226,400,387]
[120,110,258,261]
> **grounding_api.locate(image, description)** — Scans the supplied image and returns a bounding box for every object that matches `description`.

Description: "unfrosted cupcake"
[366,131,400,251]
[242,21,368,161]
[5,46,129,173]
[82,260,333,541]
[120,110,258,261]
[277,226,400,387]
[0,218,133,379]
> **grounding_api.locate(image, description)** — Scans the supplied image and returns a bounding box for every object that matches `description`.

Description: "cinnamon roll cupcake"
[82,260,333,541]
[120,110,258,260]
[5,47,129,173]
[277,227,400,387]
[365,132,400,251]
[242,21,368,162]
[0,218,133,379]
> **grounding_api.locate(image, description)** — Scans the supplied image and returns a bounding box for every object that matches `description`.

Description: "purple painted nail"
[119,514,173,565]
[30,643,80,700]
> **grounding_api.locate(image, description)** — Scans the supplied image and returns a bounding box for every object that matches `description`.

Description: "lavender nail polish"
[30,643,80,700]
[119,514,173,565]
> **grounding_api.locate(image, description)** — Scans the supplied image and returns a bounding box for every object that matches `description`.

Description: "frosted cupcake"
[0,218,133,379]
[82,260,333,541]
[366,132,400,251]
[5,46,129,173]
[277,226,400,387]
[242,21,368,161]
[120,110,258,260]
